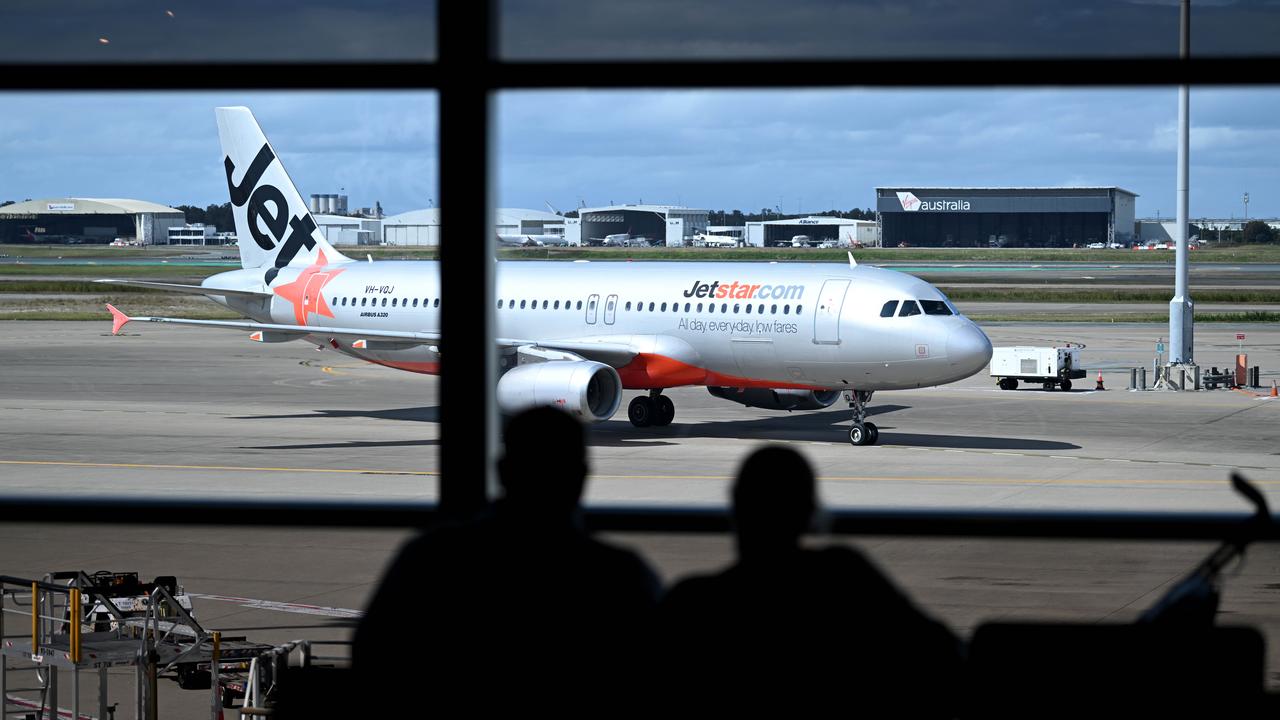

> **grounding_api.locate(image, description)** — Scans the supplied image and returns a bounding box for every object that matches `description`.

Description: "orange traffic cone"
[1096,371,1106,391]
[1271,381,1278,398]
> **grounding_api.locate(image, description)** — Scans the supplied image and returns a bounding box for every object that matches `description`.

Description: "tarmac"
[0,320,1277,715]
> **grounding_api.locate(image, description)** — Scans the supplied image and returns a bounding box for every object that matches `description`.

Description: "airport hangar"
[379,208,564,245]
[563,205,709,246]
[0,198,185,244]
[876,187,1138,248]
[744,216,879,247]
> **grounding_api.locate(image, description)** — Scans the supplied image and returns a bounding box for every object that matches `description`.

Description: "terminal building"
[0,198,186,244]
[564,205,708,246]
[875,187,1138,248]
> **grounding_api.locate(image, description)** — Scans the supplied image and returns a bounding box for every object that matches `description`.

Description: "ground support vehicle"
[990,345,1087,391]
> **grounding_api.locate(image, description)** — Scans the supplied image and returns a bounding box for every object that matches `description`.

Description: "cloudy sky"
[4,1,1280,60]
[1,88,1276,219]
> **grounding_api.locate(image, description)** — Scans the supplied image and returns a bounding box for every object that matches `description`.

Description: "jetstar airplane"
[100,107,992,446]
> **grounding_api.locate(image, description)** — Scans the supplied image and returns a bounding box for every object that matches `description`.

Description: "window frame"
[2,1,1277,540]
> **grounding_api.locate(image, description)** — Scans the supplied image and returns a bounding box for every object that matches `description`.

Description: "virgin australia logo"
[897,191,970,212]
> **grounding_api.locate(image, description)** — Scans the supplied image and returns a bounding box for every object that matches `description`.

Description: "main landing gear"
[845,389,879,446]
[628,390,675,428]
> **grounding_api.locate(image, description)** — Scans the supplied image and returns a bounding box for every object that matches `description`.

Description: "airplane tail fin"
[214,106,352,283]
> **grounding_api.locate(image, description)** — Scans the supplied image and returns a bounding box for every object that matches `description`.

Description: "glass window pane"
[499,0,1279,60]
[1,1,437,62]
[0,91,440,503]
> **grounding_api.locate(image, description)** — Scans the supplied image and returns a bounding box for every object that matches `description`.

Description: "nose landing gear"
[628,390,675,427]
[845,389,879,446]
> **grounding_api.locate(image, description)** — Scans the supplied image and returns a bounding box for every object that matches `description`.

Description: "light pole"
[1243,192,1250,224]
[1169,0,1193,366]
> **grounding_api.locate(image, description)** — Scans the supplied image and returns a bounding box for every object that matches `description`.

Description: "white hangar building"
[564,205,708,247]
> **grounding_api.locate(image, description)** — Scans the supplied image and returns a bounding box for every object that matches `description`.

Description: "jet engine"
[707,386,841,411]
[497,361,623,422]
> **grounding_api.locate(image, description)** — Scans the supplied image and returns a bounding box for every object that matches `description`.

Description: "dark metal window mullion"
[438,0,496,518]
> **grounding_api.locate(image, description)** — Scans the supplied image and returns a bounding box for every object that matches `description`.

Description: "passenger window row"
[496,299,586,310]
[880,300,954,318]
[335,297,441,308]
[490,299,805,316]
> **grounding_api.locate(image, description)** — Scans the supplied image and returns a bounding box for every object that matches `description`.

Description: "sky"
[4,1,1280,61]
[1,89,1277,219]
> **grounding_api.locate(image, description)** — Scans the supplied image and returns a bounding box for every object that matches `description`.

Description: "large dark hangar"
[876,187,1137,248]
[0,198,185,244]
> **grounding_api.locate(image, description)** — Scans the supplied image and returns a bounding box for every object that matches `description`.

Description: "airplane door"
[604,294,618,325]
[812,279,850,345]
[586,294,600,324]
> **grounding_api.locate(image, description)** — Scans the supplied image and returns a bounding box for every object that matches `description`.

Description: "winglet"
[848,251,857,268]
[106,303,131,335]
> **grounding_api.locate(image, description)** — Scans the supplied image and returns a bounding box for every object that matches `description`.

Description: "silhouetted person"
[659,446,963,715]
[352,407,661,710]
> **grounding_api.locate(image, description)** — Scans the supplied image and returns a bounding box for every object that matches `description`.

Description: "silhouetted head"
[498,407,589,515]
[732,446,818,559]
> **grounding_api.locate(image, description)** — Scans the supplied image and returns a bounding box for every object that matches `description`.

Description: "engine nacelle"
[707,386,841,411]
[496,361,623,422]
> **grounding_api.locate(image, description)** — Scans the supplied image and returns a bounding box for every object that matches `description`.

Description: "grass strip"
[971,311,1280,323]
[942,287,1280,303]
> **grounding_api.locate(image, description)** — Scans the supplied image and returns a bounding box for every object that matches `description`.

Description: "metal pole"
[46,668,57,720]
[210,632,221,720]
[1169,0,1194,364]
[99,667,108,720]
[1,588,6,717]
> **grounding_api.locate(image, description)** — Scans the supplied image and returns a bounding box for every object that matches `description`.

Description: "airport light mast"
[1169,0,1194,365]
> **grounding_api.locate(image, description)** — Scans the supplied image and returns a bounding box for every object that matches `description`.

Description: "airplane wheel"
[654,396,675,426]
[849,423,869,446]
[1043,382,1054,391]
[1060,379,1072,392]
[864,422,879,445]
[628,396,655,427]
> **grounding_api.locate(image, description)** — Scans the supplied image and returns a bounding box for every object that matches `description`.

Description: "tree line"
[174,203,236,233]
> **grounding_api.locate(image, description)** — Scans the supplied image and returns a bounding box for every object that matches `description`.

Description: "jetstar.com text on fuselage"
[681,280,804,300]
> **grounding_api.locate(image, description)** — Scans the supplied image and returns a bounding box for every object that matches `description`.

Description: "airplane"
[497,233,569,247]
[99,106,993,446]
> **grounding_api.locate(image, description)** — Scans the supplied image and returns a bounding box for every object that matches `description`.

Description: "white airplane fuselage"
[208,259,991,393]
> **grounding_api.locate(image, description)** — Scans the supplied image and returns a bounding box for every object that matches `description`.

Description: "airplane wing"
[96,279,273,299]
[106,304,638,366]
[107,304,439,344]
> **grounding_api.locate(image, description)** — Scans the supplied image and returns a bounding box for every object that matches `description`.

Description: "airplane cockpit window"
[881,300,900,317]
[920,300,953,316]
[899,301,922,317]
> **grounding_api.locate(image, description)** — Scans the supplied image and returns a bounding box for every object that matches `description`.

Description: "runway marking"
[0,459,437,476]
[189,593,363,619]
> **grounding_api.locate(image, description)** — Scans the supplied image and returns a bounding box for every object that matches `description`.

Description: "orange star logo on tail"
[271,249,346,326]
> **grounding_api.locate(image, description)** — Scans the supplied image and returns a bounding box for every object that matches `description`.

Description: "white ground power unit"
[990,345,1086,391]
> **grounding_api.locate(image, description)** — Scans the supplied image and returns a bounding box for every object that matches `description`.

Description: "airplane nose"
[946,322,994,376]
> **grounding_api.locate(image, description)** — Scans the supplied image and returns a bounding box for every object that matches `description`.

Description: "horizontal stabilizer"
[351,339,428,351]
[248,330,296,343]
[96,279,272,298]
